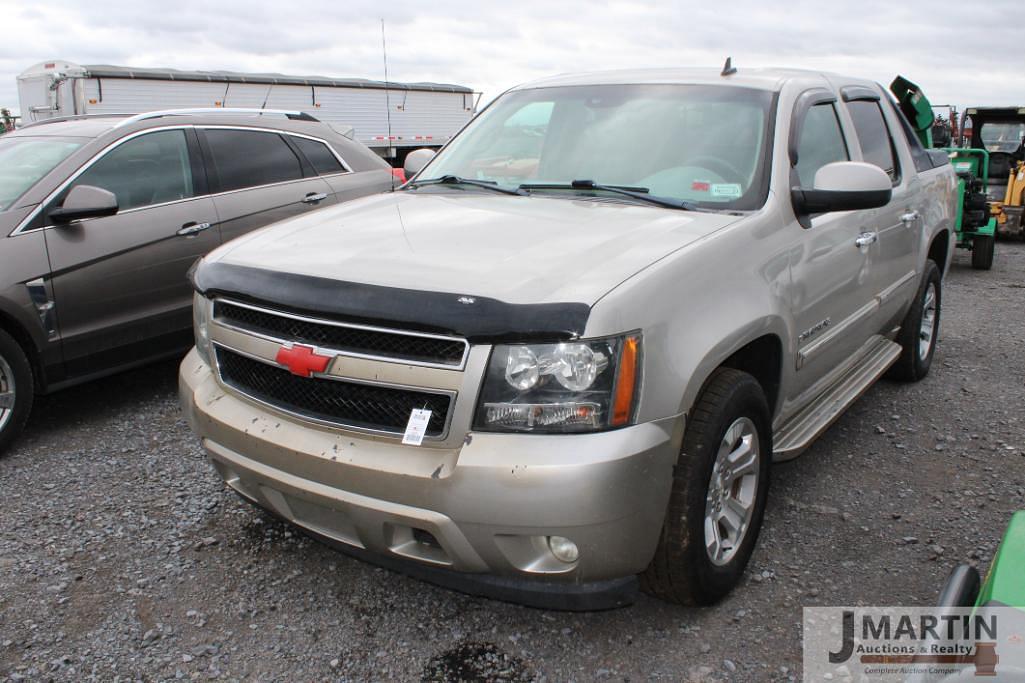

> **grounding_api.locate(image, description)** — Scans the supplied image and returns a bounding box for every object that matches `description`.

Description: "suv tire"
[0,329,33,454]
[641,368,771,605]
[888,260,942,382]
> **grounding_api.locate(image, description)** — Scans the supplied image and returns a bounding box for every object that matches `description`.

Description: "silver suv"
[180,69,957,608]
[0,109,394,451]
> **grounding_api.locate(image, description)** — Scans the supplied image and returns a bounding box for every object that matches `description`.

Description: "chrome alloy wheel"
[0,353,14,433]
[704,417,761,566]
[918,281,938,361]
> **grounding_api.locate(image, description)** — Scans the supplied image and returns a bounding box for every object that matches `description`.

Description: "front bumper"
[179,349,681,608]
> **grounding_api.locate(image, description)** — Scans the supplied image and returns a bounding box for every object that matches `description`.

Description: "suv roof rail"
[18,113,136,129]
[114,108,319,128]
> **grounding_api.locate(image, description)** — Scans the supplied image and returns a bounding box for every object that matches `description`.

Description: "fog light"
[547,535,579,563]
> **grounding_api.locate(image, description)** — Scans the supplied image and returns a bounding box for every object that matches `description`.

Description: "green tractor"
[891,76,997,270]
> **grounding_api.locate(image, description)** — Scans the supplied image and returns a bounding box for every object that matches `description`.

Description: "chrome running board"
[773,335,901,461]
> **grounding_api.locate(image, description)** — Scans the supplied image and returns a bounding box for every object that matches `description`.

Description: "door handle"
[302,192,328,204]
[900,211,919,225]
[855,232,878,248]
[177,221,212,237]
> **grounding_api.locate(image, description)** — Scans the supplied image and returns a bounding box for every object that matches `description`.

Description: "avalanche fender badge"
[402,408,433,446]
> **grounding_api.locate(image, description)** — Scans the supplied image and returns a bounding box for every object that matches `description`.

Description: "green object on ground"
[977,511,1025,607]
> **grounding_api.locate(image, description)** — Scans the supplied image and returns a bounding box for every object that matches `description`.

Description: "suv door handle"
[855,232,878,248]
[177,221,212,237]
[302,192,328,204]
[900,211,919,224]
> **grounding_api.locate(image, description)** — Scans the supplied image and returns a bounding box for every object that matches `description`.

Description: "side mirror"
[791,161,892,217]
[403,148,436,178]
[49,185,119,224]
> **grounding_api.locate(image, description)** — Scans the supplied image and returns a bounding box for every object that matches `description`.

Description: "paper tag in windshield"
[402,409,432,446]
[711,183,742,198]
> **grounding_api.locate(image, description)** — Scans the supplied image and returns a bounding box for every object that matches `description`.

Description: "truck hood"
[211,190,742,306]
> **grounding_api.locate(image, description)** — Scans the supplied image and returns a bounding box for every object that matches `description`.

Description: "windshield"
[417,84,775,210]
[0,136,84,211]
[980,122,1025,153]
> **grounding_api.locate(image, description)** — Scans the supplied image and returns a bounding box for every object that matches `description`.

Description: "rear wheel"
[971,235,994,270]
[0,329,33,454]
[641,368,771,605]
[888,260,941,382]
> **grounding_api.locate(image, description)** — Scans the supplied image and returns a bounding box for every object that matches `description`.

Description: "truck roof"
[512,67,874,92]
[18,60,474,94]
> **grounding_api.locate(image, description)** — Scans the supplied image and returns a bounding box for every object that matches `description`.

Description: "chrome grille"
[215,300,467,368]
[216,347,452,437]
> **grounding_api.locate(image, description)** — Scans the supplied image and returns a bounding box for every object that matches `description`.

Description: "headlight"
[474,333,641,433]
[193,293,213,364]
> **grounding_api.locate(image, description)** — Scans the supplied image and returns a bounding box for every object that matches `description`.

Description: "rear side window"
[888,97,933,174]
[795,103,849,187]
[204,129,303,192]
[70,129,194,211]
[847,100,900,182]
[291,137,346,175]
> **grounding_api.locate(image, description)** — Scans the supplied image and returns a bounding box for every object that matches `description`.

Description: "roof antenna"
[721,57,737,77]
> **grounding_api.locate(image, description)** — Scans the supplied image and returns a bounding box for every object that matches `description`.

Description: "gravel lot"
[2,243,1024,682]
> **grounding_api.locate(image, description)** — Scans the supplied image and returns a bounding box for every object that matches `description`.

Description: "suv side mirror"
[49,185,119,224]
[403,148,436,178]
[791,161,892,217]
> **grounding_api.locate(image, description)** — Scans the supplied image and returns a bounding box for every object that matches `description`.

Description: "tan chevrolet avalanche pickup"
[180,68,957,609]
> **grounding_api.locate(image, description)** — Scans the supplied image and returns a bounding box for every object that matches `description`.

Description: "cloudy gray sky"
[1,0,1023,115]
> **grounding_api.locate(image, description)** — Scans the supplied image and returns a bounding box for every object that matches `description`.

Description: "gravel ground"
[2,243,1024,682]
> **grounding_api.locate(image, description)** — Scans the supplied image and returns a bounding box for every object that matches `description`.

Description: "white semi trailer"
[17,60,477,161]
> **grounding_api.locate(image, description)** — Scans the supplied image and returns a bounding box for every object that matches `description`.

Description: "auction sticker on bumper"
[804,606,1025,681]
[402,408,432,446]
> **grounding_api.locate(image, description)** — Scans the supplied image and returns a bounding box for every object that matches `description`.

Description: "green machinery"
[891,76,996,270]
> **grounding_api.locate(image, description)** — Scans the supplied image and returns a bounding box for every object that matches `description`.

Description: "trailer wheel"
[971,235,994,270]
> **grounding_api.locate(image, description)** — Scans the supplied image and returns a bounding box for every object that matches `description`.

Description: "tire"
[888,260,941,382]
[0,329,33,454]
[641,368,771,605]
[971,235,994,270]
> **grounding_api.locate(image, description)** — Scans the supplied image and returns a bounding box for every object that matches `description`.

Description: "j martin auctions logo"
[804,607,1025,681]
[828,610,999,676]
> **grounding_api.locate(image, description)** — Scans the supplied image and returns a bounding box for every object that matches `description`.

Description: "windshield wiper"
[519,179,696,210]
[406,175,526,196]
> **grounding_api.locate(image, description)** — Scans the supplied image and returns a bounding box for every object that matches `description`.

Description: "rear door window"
[795,103,849,187]
[290,137,346,175]
[847,100,900,183]
[204,129,304,192]
[887,97,933,174]
[70,130,194,211]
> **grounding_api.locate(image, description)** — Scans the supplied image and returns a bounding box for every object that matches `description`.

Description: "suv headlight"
[473,333,641,433]
[193,293,214,364]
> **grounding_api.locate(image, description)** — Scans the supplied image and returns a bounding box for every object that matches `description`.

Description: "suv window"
[291,136,345,175]
[70,130,194,211]
[847,100,900,182]
[795,103,849,187]
[205,129,304,192]
[887,97,932,173]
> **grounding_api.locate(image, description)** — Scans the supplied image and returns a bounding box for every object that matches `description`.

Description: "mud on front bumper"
[179,348,682,610]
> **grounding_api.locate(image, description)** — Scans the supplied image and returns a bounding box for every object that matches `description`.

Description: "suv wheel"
[641,368,771,605]
[888,260,942,382]
[0,329,33,454]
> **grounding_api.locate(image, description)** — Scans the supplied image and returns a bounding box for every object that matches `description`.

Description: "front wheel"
[641,368,771,605]
[888,260,941,382]
[971,235,994,270]
[0,329,33,454]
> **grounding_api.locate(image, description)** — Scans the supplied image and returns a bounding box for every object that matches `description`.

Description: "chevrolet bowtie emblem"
[275,343,331,377]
